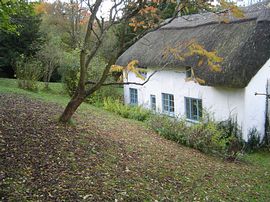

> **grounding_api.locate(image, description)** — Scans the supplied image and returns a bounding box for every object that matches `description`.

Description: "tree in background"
[35,0,89,50]
[0,0,33,32]
[15,55,43,91]
[33,0,90,87]
[0,0,44,78]
[37,35,62,90]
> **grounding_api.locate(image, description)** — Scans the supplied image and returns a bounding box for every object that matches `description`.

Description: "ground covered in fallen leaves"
[0,93,269,201]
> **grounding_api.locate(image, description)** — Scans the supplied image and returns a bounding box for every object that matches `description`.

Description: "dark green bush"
[62,68,79,96]
[244,128,261,152]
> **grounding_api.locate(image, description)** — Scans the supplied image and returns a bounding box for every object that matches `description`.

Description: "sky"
[44,0,116,18]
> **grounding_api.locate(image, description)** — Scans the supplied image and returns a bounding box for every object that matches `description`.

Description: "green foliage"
[0,0,34,33]
[100,97,248,158]
[86,86,123,107]
[37,35,63,88]
[59,52,122,104]
[58,49,80,96]
[103,98,151,122]
[15,55,43,91]
[245,128,261,152]
[0,5,44,77]
[147,115,245,158]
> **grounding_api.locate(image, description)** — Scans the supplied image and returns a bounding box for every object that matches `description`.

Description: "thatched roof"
[116,0,270,88]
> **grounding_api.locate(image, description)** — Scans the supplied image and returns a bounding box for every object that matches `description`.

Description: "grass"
[0,78,69,105]
[1,78,270,201]
[0,78,105,113]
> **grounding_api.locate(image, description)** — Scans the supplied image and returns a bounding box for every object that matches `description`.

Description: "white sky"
[45,0,115,18]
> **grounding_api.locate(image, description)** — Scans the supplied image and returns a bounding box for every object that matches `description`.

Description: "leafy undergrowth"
[0,94,270,201]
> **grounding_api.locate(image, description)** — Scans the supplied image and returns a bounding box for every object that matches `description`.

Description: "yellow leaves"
[198,59,204,67]
[163,46,185,61]
[195,77,206,85]
[187,43,223,72]
[34,2,48,14]
[110,65,124,73]
[110,60,147,81]
[163,39,223,80]
[127,60,139,72]
[129,18,145,32]
[219,0,245,22]
[185,68,206,84]
[220,16,230,24]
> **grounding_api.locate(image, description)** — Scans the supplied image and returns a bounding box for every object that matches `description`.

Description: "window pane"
[130,88,138,105]
[162,93,174,115]
[185,97,202,121]
[198,100,202,119]
[185,98,191,119]
[150,95,156,110]
[191,99,198,120]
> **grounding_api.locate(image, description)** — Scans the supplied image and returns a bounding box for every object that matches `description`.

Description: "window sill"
[185,118,200,124]
[162,112,175,117]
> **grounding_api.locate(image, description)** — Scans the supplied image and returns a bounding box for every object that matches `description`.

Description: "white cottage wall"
[124,67,246,135]
[244,58,270,140]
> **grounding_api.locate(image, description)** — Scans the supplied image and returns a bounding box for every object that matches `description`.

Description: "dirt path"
[0,94,269,201]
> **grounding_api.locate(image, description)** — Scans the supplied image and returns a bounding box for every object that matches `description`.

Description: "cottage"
[116,1,270,140]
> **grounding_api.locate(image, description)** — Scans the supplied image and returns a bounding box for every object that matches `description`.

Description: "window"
[185,97,202,121]
[162,93,174,115]
[129,88,138,105]
[186,67,192,78]
[150,95,156,111]
[138,67,147,79]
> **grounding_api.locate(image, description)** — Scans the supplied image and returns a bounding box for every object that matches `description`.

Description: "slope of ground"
[0,80,270,201]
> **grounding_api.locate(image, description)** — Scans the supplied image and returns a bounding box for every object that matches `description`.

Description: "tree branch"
[85,62,170,87]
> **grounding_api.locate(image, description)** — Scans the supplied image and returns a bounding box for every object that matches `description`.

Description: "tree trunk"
[44,65,53,90]
[44,82,49,90]
[59,94,85,123]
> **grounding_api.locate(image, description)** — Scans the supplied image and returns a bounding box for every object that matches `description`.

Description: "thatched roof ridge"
[116,0,270,88]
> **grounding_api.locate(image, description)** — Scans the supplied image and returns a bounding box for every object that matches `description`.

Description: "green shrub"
[103,98,152,121]
[86,86,123,107]
[58,50,80,96]
[217,119,244,158]
[103,97,261,158]
[147,115,188,143]
[62,68,79,96]
[245,128,261,152]
[147,115,245,158]
[15,55,43,91]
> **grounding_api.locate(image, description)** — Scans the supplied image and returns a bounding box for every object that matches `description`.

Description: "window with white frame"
[162,93,174,115]
[129,88,138,105]
[185,97,202,121]
[150,95,156,111]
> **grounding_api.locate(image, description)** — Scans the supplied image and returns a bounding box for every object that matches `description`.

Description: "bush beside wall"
[103,98,151,121]
[101,98,264,158]
[147,115,244,158]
